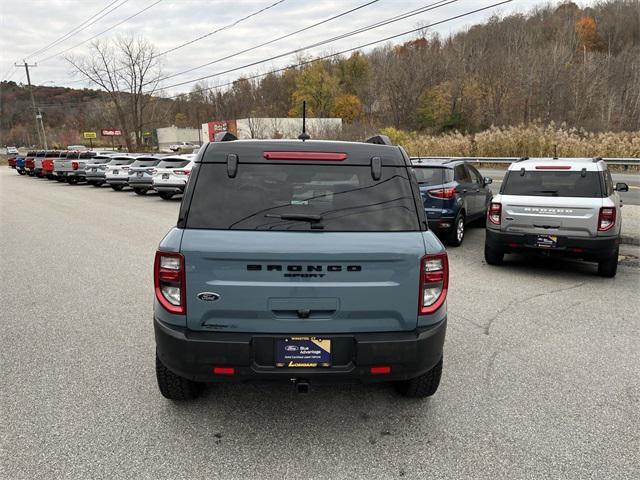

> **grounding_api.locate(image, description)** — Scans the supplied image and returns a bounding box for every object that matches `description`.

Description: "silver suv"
[485,158,629,277]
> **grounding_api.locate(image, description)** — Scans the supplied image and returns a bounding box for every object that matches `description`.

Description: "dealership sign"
[83,131,97,139]
[101,129,122,136]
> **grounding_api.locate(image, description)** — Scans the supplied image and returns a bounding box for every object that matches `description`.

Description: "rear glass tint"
[157,160,189,168]
[186,164,420,231]
[502,171,602,197]
[131,158,160,167]
[108,158,135,165]
[66,152,80,159]
[413,167,453,186]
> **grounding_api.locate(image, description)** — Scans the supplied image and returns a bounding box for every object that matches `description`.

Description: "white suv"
[485,157,629,277]
[151,155,195,200]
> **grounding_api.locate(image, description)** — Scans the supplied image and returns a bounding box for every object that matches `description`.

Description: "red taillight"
[213,367,235,376]
[598,207,616,232]
[72,161,79,170]
[370,366,391,375]
[488,202,501,225]
[154,251,186,315]
[535,165,571,170]
[174,169,190,175]
[419,253,448,315]
[263,151,347,161]
[427,187,456,199]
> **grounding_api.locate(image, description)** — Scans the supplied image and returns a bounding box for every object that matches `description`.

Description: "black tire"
[67,177,78,185]
[395,357,443,398]
[93,181,104,187]
[597,248,619,278]
[17,170,26,176]
[133,188,148,196]
[155,353,203,401]
[484,243,504,265]
[111,184,124,191]
[445,213,465,247]
[159,192,174,200]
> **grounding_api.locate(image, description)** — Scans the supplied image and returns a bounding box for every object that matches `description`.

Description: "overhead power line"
[43,0,292,86]
[26,0,129,60]
[156,0,288,58]
[153,0,382,85]
[26,0,512,109]
[149,0,459,90]
[164,0,513,100]
[38,0,164,63]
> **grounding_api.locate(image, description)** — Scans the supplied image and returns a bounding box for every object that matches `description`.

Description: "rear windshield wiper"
[536,190,559,196]
[265,213,323,222]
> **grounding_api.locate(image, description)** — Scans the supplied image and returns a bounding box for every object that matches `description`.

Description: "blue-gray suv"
[154,137,449,399]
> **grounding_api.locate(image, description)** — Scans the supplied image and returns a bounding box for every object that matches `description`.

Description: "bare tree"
[66,36,163,151]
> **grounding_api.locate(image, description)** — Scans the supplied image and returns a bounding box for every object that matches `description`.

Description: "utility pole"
[15,61,44,148]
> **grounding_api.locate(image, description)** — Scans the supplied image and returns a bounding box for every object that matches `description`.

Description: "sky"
[0,0,580,96]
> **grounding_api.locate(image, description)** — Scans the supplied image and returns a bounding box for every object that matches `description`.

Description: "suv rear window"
[157,160,189,168]
[413,167,453,186]
[186,164,421,231]
[108,158,135,165]
[502,171,603,197]
[131,158,160,167]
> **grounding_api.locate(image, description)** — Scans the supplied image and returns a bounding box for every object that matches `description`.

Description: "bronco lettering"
[247,264,362,272]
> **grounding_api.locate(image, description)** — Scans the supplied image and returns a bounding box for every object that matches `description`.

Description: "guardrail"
[413,156,640,166]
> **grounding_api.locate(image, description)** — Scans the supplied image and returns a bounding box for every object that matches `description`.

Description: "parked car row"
[6,146,628,278]
[7,150,195,200]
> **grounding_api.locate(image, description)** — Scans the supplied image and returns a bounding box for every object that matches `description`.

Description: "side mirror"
[483,177,493,186]
[615,182,629,192]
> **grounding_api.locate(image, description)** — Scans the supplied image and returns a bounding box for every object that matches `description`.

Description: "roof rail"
[364,135,392,146]
[214,131,237,142]
[592,156,603,163]
[516,156,529,162]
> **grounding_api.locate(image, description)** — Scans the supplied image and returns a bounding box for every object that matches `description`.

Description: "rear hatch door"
[181,155,426,334]
[500,168,603,237]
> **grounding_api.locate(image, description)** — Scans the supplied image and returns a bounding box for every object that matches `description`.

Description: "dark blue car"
[411,158,493,246]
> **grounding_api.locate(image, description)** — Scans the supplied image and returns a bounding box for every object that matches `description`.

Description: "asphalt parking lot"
[1,168,639,480]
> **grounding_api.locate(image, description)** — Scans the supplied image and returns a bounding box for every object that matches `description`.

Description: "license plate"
[137,172,143,177]
[536,234,558,248]
[162,173,169,179]
[91,168,97,172]
[276,337,331,368]
[113,170,119,175]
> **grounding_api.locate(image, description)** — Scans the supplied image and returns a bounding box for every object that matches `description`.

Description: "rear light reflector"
[213,367,235,376]
[419,253,448,315]
[535,165,571,170]
[154,251,185,314]
[174,169,190,175]
[72,161,79,170]
[428,187,456,199]
[488,202,501,225]
[263,151,347,161]
[598,207,616,232]
[370,366,391,375]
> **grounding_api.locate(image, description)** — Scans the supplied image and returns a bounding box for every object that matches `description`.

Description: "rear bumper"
[428,216,456,233]
[128,178,153,187]
[485,229,619,259]
[154,317,446,384]
[106,178,128,185]
[154,184,185,193]
[86,173,106,181]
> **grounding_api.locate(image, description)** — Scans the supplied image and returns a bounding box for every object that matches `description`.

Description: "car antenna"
[298,101,310,141]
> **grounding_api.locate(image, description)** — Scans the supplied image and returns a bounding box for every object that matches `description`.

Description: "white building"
[201,118,342,142]
[155,126,201,149]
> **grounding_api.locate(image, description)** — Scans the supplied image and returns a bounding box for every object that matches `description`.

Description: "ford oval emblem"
[197,292,221,302]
